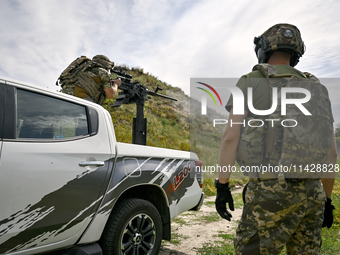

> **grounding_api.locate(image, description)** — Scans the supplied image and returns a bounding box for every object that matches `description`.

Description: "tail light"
[195,160,203,188]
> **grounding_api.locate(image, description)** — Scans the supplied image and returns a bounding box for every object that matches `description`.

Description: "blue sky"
[1,0,340,113]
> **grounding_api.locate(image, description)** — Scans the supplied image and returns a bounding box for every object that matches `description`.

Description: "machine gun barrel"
[146,88,177,101]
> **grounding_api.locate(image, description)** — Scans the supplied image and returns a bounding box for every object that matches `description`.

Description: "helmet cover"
[254,23,305,66]
[92,55,115,69]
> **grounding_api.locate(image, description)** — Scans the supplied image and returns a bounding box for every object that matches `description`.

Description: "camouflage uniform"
[226,45,329,254]
[62,66,112,104]
[61,55,115,105]
[235,180,325,255]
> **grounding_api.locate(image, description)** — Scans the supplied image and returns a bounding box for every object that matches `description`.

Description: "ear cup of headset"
[254,36,270,64]
[256,48,266,63]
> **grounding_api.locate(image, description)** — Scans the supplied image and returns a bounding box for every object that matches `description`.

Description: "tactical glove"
[322,197,335,228]
[215,179,234,221]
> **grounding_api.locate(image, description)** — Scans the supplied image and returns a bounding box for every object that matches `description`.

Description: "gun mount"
[110,68,177,146]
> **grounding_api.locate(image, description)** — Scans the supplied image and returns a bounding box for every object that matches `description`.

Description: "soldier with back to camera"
[215,23,337,254]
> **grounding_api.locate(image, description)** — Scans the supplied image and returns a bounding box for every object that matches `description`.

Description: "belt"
[258,172,278,180]
[249,171,277,182]
[249,171,321,182]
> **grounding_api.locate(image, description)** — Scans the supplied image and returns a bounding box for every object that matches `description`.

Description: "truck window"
[16,89,88,139]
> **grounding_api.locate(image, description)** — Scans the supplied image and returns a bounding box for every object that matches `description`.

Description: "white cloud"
[0,0,88,88]
[142,0,340,95]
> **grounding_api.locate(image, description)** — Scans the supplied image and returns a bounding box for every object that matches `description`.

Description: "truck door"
[0,85,114,254]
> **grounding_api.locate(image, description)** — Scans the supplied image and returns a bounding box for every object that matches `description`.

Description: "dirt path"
[159,187,243,255]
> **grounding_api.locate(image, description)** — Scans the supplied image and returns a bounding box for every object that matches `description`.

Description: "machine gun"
[110,68,177,146]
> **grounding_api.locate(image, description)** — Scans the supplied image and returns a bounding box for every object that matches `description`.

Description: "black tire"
[100,198,163,255]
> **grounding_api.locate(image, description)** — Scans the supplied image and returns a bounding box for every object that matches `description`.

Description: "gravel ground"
[159,187,244,255]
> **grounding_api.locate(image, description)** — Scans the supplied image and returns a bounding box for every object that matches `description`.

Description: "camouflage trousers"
[234,179,326,255]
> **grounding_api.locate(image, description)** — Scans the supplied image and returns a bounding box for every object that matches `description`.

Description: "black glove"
[215,179,234,221]
[322,197,335,228]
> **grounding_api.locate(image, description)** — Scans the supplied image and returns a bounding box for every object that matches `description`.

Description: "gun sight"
[111,69,132,79]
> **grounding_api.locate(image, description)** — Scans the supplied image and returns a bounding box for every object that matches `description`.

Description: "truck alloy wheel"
[121,213,156,253]
[100,198,162,255]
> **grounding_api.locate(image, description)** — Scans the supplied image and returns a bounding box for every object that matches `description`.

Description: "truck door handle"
[79,161,105,167]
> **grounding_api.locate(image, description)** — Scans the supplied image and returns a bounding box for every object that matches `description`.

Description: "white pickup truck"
[0,77,204,255]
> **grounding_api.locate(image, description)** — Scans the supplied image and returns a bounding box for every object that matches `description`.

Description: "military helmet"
[92,55,115,69]
[254,23,305,67]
